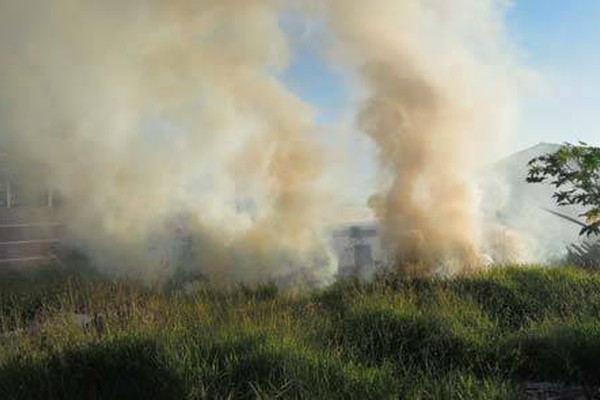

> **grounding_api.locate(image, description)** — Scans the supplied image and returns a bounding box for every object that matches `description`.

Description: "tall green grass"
[1,265,600,399]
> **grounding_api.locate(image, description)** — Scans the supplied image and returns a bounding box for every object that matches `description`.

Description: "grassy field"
[2,264,600,399]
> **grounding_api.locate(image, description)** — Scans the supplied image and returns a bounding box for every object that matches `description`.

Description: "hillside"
[2,265,600,399]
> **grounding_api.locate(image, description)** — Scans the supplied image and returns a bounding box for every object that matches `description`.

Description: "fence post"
[6,179,10,208]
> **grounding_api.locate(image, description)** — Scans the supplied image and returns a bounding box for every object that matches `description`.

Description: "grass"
[1,264,600,399]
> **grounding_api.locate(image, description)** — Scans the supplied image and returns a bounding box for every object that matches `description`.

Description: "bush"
[567,240,600,270]
[0,338,184,400]
[504,323,600,385]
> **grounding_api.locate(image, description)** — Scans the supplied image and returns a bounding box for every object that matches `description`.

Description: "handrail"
[0,256,55,264]
[0,239,61,245]
[0,222,62,228]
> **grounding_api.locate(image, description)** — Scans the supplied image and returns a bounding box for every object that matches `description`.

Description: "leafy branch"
[527,142,600,236]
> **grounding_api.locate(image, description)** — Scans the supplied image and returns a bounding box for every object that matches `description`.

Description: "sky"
[508,0,600,150]
[282,1,600,154]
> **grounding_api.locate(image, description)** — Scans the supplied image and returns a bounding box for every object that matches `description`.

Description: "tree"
[527,142,600,236]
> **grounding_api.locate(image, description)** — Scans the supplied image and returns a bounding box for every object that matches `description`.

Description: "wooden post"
[6,179,10,208]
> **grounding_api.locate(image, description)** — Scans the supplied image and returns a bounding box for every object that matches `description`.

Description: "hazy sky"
[508,0,600,149]
[283,1,600,154]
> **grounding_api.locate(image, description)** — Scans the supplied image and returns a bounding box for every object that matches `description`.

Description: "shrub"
[0,337,184,400]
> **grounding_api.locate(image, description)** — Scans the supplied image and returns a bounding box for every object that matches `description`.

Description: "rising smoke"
[0,0,521,282]
[324,0,520,274]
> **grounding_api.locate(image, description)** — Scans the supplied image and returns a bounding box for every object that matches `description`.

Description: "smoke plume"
[0,0,335,283]
[0,0,522,282]
[323,0,519,274]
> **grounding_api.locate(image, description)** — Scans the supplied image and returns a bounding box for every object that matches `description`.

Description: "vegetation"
[527,142,600,236]
[2,265,600,399]
[567,241,600,270]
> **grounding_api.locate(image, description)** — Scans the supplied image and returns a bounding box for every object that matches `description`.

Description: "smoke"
[323,0,520,274]
[0,0,335,283]
[0,0,524,282]
[478,143,584,265]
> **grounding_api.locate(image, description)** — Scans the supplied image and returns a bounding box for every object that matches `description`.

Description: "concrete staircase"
[0,208,61,265]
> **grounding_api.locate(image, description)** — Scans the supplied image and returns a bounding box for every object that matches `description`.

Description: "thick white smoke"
[0,0,525,282]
